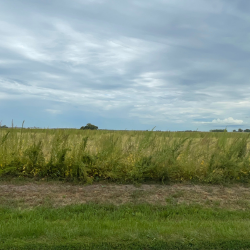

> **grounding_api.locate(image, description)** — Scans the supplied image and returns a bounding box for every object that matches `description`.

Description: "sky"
[0,0,250,131]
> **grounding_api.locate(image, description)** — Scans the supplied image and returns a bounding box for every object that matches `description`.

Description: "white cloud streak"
[196,117,244,125]
[1,0,250,130]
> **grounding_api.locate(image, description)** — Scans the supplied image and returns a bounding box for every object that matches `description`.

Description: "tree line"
[2,123,250,132]
[233,128,250,132]
[210,129,250,132]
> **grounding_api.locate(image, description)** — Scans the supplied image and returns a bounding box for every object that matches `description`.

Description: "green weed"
[0,128,250,184]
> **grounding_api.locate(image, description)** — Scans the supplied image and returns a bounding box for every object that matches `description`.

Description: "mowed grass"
[1,202,250,249]
[1,128,250,184]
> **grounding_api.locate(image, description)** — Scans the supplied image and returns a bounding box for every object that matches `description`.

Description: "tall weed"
[0,128,250,184]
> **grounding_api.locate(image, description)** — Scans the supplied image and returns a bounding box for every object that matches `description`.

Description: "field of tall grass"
[1,127,250,184]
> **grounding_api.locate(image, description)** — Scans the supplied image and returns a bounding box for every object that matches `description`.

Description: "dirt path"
[1,182,250,210]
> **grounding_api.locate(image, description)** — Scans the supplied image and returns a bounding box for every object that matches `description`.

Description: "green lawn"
[1,203,250,249]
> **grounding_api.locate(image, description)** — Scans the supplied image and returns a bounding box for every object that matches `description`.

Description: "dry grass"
[1,181,250,210]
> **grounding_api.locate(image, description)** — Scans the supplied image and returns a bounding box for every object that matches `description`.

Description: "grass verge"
[1,202,250,249]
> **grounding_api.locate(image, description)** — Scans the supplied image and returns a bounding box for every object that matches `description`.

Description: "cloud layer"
[0,0,250,130]
[197,117,244,125]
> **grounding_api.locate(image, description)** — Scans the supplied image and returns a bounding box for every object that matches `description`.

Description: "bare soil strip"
[1,182,250,210]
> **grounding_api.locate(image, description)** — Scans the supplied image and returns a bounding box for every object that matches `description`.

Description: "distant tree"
[80,123,98,130]
[210,129,227,132]
[244,129,250,132]
[0,125,7,128]
[233,130,237,132]
[238,128,243,132]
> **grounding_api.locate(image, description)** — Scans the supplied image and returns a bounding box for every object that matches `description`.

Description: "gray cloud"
[0,0,250,130]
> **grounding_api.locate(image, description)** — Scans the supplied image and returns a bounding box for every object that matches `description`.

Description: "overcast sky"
[0,0,250,130]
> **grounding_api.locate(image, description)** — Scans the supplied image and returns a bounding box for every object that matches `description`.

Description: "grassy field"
[1,204,250,250]
[0,128,250,184]
[1,128,250,249]
[1,184,250,250]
